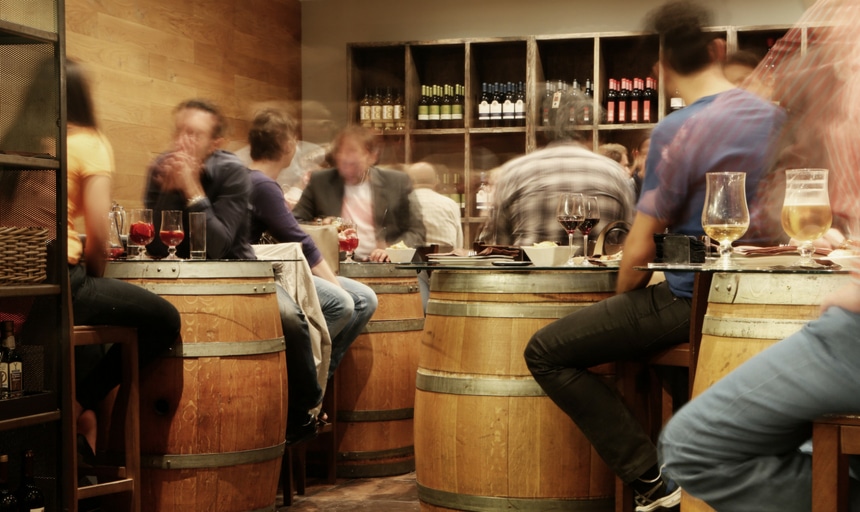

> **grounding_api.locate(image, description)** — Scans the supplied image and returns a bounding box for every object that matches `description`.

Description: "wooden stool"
[280,374,338,506]
[71,325,140,512]
[812,414,860,512]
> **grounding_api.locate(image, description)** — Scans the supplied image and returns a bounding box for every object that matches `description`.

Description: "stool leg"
[812,422,846,512]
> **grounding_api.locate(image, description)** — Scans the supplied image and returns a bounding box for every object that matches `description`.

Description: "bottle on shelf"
[582,78,593,124]
[475,171,491,215]
[478,82,491,127]
[502,82,515,127]
[14,450,44,512]
[438,173,457,203]
[440,84,453,126]
[0,320,23,400]
[567,79,582,124]
[0,454,18,511]
[428,85,441,129]
[669,91,686,113]
[630,78,642,124]
[453,173,465,213]
[643,77,657,123]
[541,81,554,126]
[381,87,394,130]
[489,83,503,126]
[617,78,630,124]
[393,88,405,130]
[550,79,564,125]
[418,85,430,126]
[606,79,617,124]
[359,88,372,128]
[370,87,383,130]
[514,81,526,127]
[451,84,464,127]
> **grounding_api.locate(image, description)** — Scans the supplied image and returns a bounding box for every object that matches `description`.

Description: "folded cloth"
[735,245,831,256]
[476,245,522,258]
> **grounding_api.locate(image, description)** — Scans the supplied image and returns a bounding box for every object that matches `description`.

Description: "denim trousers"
[660,306,860,512]
[313,276,378,379]
[524,280,692,482]
[70,264,181,410]
[275,284,322,421]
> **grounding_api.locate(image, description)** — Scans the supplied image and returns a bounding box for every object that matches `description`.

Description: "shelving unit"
[0,0,69,509]
[348,24,804,244]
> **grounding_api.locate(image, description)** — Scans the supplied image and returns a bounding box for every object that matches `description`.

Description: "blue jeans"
[313,276,378,379]
[70,264,181,410]
[660,306,860,511]
[275,284,322,421]
[524,280,692,482]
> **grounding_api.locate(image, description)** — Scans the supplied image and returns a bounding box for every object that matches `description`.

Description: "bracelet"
[186,194,206,207]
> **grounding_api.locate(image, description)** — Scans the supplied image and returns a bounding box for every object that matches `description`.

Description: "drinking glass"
[107,211,126,260]
[578,196,601,264]
[702,172,749,269]
[337,218,359,263]
[556,193,584,266]
[160,210,185,260]
[128,208,155,260]
[781,168,831,267]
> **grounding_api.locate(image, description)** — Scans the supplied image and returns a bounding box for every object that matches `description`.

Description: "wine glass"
[160,210,185,260]
[578,196,601,265]
[337,218,359,263]
[781,168,832,267]
[128,208,155,260]
[702,172,749,269]
[557,193,584,266]
[107,211,126,260]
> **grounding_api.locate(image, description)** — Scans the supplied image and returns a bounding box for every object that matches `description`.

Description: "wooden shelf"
[0,284,60,298]
[0,392,60,429]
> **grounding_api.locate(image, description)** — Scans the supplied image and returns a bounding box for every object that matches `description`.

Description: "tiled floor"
[277,472,420,511]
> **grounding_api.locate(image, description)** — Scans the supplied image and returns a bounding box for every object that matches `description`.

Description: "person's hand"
[158,133,204,197]
[821,277,860,314]
[367,248,390,262]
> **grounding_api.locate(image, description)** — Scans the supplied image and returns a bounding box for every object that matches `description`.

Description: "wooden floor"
[277,472,420,511]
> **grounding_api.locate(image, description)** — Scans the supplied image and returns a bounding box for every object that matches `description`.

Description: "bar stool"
[812,414,860,512]
[70,325,140,512]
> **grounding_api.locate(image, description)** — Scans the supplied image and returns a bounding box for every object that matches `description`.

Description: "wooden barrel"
[416,269,617,512]
[335,263,424,477]
[107,261,287,512]
[683,271,848,512]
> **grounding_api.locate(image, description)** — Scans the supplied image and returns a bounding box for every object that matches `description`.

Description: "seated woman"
[246,108,378,385]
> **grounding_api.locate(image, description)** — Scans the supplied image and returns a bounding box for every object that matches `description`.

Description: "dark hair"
[725,49,761,70]
[66,58,97,128]
[647,0,716,75]
[174,98,229,139]
[248,108,297,161]
[330,125,380,161]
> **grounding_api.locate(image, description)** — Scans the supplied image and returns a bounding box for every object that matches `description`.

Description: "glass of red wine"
[556,193,584,266]
[337,218,360,263]
[578,196,601,265]
[160,210,185,260]
[128,208,155,260]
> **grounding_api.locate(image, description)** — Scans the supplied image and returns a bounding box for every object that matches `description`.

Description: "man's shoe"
[634,476,681,512]
[285,415,319,445]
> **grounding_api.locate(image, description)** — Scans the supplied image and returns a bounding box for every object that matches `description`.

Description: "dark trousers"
[524,280,691,482]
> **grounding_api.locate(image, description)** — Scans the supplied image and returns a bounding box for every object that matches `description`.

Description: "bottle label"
[607,103,615,124]
[478,101,490,120]
[440,105,452,120]
[514,100,525,118]
[502,100,514,120]
[382,105,394,121]
[631,100,639,123]
[643,100,651,123]
[618,102,626,123]
[371,106,382,120]
[551,91,563,109]
[9,361,21,395]
[394,105,403,120]
[418,105,429,121]
[583,106,591,123]
[490,101,502,118]
[451,104,463,120]
[0,362,8,393]
[359,106,370,122]
[428,105,440,121]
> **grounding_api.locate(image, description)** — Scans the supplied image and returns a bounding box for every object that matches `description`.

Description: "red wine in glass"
[129,222,155,246]
[108,247,126,259]
[577,217,599,236]
[557,215,582,234]
[160,230,185,247]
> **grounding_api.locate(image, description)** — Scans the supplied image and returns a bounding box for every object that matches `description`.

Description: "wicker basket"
[0,227,48,285]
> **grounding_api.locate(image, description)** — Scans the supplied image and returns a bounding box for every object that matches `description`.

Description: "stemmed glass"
[107,211,126,260]
[702,172,750,269]
[578,196,601,265]
[557,193,584,266]
[337,218,359,263]
[128,208,155,260]
[160,210,185,260]
[781,168,831,267]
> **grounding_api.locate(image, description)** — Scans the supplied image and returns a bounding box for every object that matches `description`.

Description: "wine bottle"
[0,454,18,512]
[14,451,44,512]
[440,84,453,125]
[489,83,502,126]
[393,88,405,130]
[606,79,617,124]
[439,173,456,202]
[370,87,383,130]
[568,78,581,124]
[643,77,657,123]
[453,173,465,212]
[417,85,430,126]
[541,81,554,126]
[630,78,642,124]
[478,82,491,127]
[0,321,22,399]
[582,78,593,124]
[359,88,372,128]
[451,84,464,127]
[514,81,526,127]
[550,79,564,125]
[502,82,515,127]
[617,78,629,124]
[428,85,441,128]
[381,87,394,130]
[476,171,491,214]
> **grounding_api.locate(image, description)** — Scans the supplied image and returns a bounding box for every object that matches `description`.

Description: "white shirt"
[342,181,375,260]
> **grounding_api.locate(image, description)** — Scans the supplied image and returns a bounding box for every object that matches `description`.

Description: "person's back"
[489,142,635,247]
[405,162,463,249]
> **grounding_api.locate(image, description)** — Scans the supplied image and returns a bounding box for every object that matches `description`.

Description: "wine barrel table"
[107,261,288,512]
[335,263,424,477]
[682,270,849,512]
[415,268,618,512]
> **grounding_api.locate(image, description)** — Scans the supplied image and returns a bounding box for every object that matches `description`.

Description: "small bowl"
[385,247,416,263]
[523,245,578,267]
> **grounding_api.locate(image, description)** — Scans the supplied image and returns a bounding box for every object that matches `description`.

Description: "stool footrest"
[77,477,134,499]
